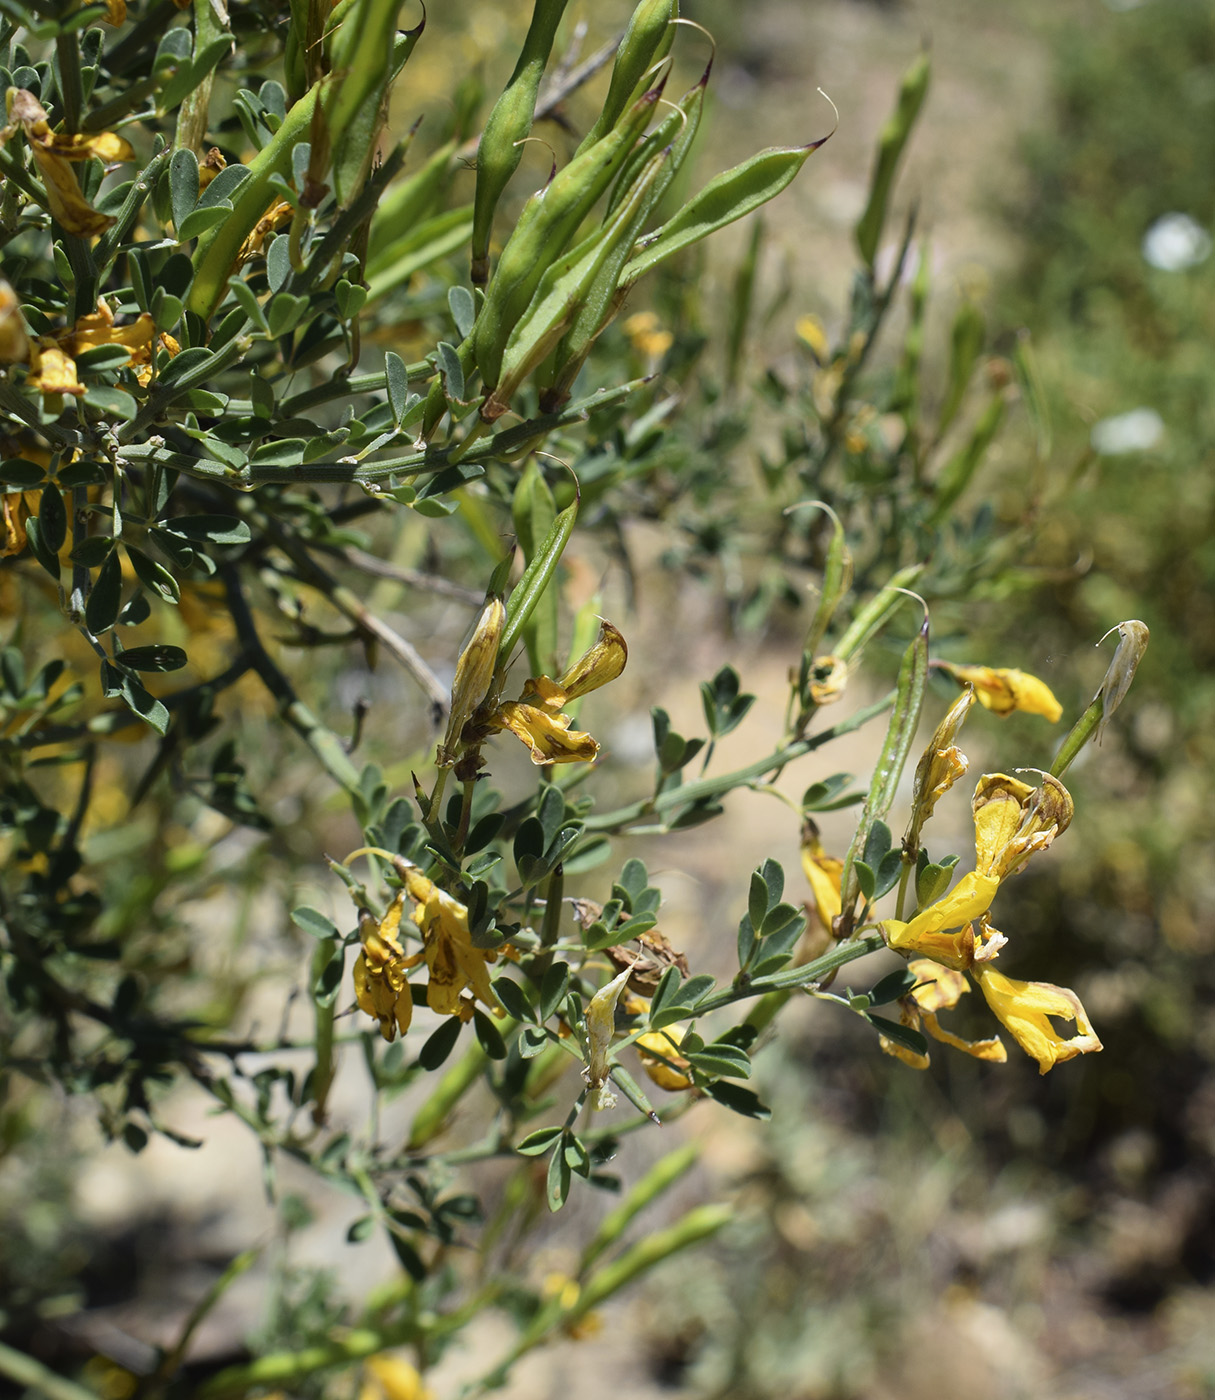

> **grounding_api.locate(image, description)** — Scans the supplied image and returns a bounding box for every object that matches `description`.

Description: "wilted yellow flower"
[238,198,295,262]
[938,661,1062,722]
[353,898,421,1042]
[198,147,228,191]
[438,596,505,767]
[103,0,126,23]
[973,964,1101,1075]
[972,771,1072,881]
[2,490,39,558]
[622,310,673,360]
[908,686,975,834]
[477,620,627,767]
[806,654,848,706]
[402,866,501,1019]
[27,339,83,396]
[878,958,1008,1070]
[636,1024,693,1092]
[584,965,632,1108]
[4,89,133,236]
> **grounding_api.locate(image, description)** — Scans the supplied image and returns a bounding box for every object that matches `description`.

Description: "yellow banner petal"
[492,701,599,764]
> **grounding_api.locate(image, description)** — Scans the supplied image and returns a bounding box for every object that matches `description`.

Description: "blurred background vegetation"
[3,0,1214,1397]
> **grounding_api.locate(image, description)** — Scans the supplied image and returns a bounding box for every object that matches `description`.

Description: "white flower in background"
[1142,213,1212,271]
[1091,407,1164,456]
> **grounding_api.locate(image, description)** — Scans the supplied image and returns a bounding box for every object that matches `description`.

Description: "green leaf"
[547,1138,572,1212]
[418,1015,463,1070]
[126,545,180,603]
[177,202,231,241]
[85,550,123,635]
[868,1013,928,1057]
[117,645,187,672]
[82,385,137,421]
[161,515,251,545]
[346,1214,376,1243]
[705,1080,770,1119]
[37,482,67,554]
[170,146,200,228]
[868,968,918,1005]
[291,906,338,940]
[0,460,46,488]
[473,1008,507,1060]
[516,1126,563,1156]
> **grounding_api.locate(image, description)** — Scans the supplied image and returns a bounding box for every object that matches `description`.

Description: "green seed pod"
[482,150,667,422]
[622,129,834,288]
[579,1142,700,1272]
[470,0,571,284]
[833,563,925,664]
[605,54,709,216]
[839,616,929,929]
[474,85,661,391]
[855,50,930,269]
[500,492,579,662]
[367,139,457,260]
[574,0,678,156]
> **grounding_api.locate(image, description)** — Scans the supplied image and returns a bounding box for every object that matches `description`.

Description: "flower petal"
[974,965,1102,1074]
[940,662,1062,722]
[973,772,1073,880]
[492,701,599,764]
[882,870,999,969]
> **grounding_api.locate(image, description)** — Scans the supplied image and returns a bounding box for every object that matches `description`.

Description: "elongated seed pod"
[855,50,930,269]
[482,150,667,422]
[471,0,571,284]
[574,0,678,157]
[605,54,709,216]
[622,131,834,288]
[474,85,661,390]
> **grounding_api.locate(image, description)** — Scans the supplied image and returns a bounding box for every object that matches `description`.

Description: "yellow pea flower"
[438,596,505,768]
[471,620,627,767]
[636,1024,693,1092]
[800,825,843,936]
[27,339,84,396]
[352,899,420,1042]
[938,661,1062,722]
[623,310,673,360]
[402,867,501,1019]
[2,490,39,558]
[973,771,1072,881]
[882,869,1000,970]
[361,1354,434,1400]
[973,964,1102,1075]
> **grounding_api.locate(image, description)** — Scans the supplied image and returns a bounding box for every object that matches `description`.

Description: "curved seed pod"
[621,125,835,287]
[474,86,661,391]
[855,50,930,269]
[368,139,456,259]
[471,0,571,284]
[574,0,678,157]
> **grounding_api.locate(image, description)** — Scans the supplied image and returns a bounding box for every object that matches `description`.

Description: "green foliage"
[0,2,1148,1395]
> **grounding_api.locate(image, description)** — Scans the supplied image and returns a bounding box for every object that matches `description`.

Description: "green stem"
[583,690,895,832]
[1050,696,1103,779]
[54,20,83,133]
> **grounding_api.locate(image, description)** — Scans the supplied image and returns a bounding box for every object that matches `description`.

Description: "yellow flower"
[801,825,843,936]
[973,964,1102,1075]
[353,899,420,1042]
[908,686,975,834]
[622,310,673,360]
[636,1024,693,1092]
[938,661,1062,722]
[238,199,295,262]
[360,1354,434,1400]
[4,89,133,236]
[59,299,180,387]
[437,596,505,768]
[489,701,599,764]
[878,959,1007,1070]
[795,313,830,363]
[2,490,39,558]
[972,771,1072,881]
[402,867,501,1019]
[479,620,627,767]
[27,339,84,396]
[103,0,126,23]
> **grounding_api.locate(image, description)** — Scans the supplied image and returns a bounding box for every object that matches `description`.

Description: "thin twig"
[318,543,484,605]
